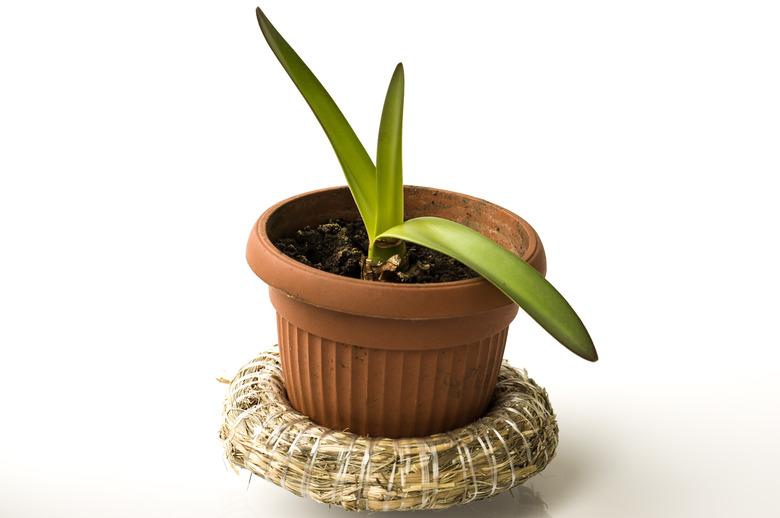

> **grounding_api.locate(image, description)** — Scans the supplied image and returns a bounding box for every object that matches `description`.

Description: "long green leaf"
[375,63,405,237]
[255,8,377,235]
[377,217,598,361]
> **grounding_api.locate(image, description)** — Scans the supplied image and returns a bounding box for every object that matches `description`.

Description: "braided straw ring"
[220,350,558,512]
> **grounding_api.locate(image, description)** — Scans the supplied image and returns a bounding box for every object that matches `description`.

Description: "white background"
[1,1,779,516]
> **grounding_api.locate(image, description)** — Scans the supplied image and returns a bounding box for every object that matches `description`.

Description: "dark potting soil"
[273,219,478,283]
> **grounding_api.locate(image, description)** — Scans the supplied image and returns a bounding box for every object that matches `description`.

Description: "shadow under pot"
[246,185,546,438]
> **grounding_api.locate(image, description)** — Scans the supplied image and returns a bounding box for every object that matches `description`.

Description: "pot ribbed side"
[277,314,509,438]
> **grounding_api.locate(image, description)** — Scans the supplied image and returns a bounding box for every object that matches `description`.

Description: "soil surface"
[273,218,477,283]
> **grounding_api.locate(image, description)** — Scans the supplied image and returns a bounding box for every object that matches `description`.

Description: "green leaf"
[375,63,405,238]
[377,217,598,361]
[255,7,377,236]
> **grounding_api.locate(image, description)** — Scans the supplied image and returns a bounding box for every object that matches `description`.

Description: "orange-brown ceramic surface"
[247,186,546,437]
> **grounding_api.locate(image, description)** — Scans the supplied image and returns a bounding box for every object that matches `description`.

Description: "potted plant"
[247,7,597,438]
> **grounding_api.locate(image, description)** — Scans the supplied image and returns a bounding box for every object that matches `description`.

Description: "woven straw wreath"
[220,349,558,511]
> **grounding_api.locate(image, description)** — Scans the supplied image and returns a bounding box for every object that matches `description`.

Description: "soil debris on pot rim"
[273,218,477,283]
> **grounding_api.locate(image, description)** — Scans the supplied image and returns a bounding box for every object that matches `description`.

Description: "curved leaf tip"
[254,6,378,238]
[378,217,598,362]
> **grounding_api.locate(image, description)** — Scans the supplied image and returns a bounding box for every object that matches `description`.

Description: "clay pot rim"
[253,185,540,291]
[247,186,546,320]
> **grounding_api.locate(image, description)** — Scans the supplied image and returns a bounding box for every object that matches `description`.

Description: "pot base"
[278,314,508,438]
[221,349,559,512]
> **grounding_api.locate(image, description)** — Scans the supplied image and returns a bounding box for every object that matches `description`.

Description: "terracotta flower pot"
[247,185,546,438]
